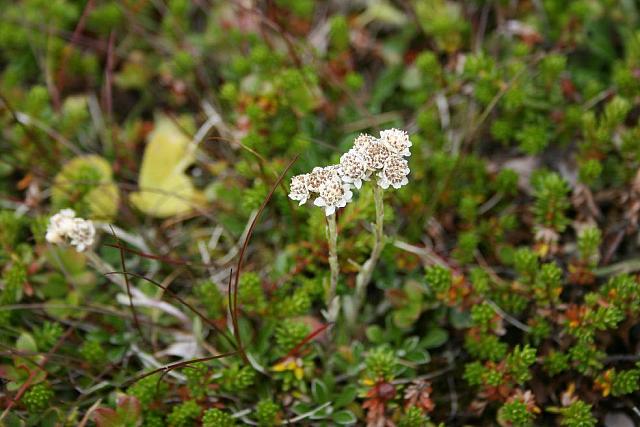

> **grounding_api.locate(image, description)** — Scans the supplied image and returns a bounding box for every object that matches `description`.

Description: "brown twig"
[232,154,300,363]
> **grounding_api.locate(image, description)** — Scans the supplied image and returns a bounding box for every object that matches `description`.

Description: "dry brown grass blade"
[122,351,238,388]
[109,226,148,347]
[104,271,237,350]
[231,155,300,364]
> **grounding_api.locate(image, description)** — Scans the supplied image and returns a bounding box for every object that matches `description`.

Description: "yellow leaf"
[130,115,203,218]
[52,155,120,221]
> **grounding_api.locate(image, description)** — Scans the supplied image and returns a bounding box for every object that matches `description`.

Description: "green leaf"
[334,384,358,408]
[52,155,120,221]
[405,350,431,364]
[421,327,449,349]
[292,402,313,415]
[332,410,357,425]
[16,333,37,353]
[366,325,385,343]
[393,302,422,329]
[311,379,329,403]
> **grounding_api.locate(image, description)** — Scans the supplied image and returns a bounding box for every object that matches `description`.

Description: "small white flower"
[306,165,341,193]
[378,155,410,190]
[361,139,391,170]
[380,128,412,157]
[288,173,310,205]
[68,218,96,252]
[353,133,378,152]
[313,176,353,216]
[339,149,370,189]
[45,209,95,252]
[46,209,77,244]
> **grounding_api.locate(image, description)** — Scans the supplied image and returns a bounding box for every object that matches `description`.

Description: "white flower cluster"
[45,209,96,252]
[289,128,412,215]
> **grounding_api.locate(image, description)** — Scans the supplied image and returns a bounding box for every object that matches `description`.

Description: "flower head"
[353,133,378,152]
[339,149,370,189]
[46,209,95,252]
[306,165,341,193]
[288,173,310,205]
[378,155,410,189]
[45,208,76,244]
[68,218,96,252]
[313,176,354,216]
[361,139,391,170]
[379,128,412,157]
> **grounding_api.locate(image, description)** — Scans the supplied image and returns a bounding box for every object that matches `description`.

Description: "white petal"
[354,180,362,189]
[314,197,326,207]
[325,206,336,216]
[60,209,76,218]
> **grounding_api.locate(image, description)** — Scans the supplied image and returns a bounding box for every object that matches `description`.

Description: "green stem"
[326,213,339,309]
[353,185,385,319]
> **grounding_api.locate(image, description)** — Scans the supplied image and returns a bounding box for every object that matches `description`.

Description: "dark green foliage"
[532,173,571,232]
[498,400,535,427]
[203,408,236,427]
[559,401,597,427]
[238,272,267,314]
[219,363,256,392]
[23,383,54,414]
[365,346,398,381]
[506,345,536,384]
[79,339,106,365]
[183,362,210,399]
[255,399,281,427]
[398,406,429,427]
[275,319,310,356]
[128,375,169,406]
[424,265,452,295]
[167,400,201,427]
[610,367,640,396]
[194,280,225,319]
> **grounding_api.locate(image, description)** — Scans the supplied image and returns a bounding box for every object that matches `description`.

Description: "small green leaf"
[366,325,385,343]
[311,379,329,403]
[332,410,357,425]
[405,350,431,364]
[292,402,312,415]
[16,333,37,353]
[334,384,358,408]
[421,327,449,349]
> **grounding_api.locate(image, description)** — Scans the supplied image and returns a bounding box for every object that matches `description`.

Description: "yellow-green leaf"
[130,115,204,218]
[52,155,120,221]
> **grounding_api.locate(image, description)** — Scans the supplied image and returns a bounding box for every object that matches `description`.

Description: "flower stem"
[326,213,339,308]
[352,185,385,321]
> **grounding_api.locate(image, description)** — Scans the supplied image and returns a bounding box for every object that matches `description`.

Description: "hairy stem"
[326,213,339,305]
[353,185,385,319]
[323,213,341,324]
